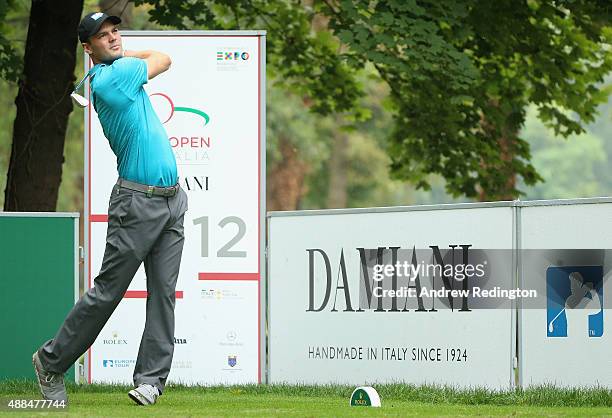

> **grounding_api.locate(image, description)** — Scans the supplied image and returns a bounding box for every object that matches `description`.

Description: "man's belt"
[117,178,179,198]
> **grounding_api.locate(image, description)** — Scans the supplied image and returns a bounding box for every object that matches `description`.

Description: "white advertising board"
[84,31,265,385]
[519,200,612,387]
[268,205,516,388]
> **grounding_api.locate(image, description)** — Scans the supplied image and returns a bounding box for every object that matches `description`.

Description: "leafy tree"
[2,1,611,210]
[323,0,612,200]
[135,0,364,115]
[137,0,612,201]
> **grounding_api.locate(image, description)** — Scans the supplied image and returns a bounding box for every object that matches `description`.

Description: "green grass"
[0,380,610,417]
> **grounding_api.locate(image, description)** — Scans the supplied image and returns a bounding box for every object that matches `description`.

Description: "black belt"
[117,178,179,198]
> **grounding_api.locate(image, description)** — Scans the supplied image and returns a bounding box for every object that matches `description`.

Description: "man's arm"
[123,50,171,80]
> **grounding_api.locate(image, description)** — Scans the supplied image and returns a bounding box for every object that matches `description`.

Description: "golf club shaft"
[549,307,565,330]
[73,70,92,93]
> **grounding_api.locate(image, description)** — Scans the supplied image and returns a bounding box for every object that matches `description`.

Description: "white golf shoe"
[128,383,160,405]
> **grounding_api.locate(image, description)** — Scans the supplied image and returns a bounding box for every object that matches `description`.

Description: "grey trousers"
[38,181,188,394]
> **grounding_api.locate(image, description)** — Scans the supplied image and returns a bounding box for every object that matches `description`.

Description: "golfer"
[32,12,187,406]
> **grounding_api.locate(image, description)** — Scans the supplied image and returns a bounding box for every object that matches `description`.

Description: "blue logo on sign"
[228,355,237,367]
[546,266,603,338]
[102,359,135,368]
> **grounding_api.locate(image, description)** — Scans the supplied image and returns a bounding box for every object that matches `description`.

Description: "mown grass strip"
[1,379,610,408]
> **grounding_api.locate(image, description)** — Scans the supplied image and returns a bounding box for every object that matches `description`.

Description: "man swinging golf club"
[32,12,188,406]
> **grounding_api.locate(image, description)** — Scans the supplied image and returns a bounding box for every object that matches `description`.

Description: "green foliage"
[134,0,364,116]
[520,104,609,200]
[266,81,332,172]
[268,68,415,210]
[2,1,611,212]
[321,0,612,199]
[130,1,612,200]
[0,0,22,81]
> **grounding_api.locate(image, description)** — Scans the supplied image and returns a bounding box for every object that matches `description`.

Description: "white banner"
[268,206,515,388]
[519,202,611,387]
[84,31,265,385]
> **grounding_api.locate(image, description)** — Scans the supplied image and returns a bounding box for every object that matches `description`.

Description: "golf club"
[548,308,565,333]
[71,70,92,108]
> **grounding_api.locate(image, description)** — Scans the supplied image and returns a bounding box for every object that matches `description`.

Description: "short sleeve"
[109,57,148,101]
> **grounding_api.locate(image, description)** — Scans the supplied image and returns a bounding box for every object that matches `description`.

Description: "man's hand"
[123,50,171,80]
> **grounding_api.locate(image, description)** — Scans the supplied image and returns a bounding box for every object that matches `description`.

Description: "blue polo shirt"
[90,57,177,187]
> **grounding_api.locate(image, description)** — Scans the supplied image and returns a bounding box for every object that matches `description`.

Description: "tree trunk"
[4,0,84,211]
[267,137,308,211]
[326,122,349,208]
[478,99,519,202]
[477,126,518,202]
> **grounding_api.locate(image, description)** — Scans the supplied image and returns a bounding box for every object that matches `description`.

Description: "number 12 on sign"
[193,215,247,258]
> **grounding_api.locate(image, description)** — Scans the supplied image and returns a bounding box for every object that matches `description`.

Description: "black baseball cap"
[78,12,121,43]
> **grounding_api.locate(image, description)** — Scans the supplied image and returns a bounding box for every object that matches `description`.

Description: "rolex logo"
[103,330,127,345]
